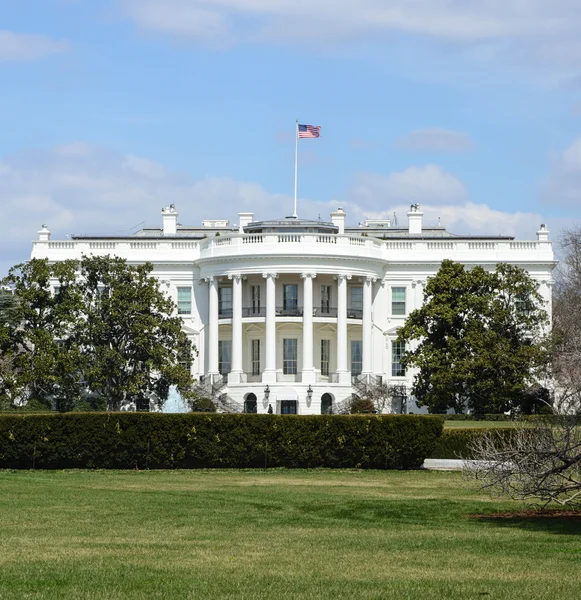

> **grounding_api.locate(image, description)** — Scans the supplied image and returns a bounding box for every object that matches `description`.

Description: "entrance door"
[280,400,298,414]
[321,393,333,414]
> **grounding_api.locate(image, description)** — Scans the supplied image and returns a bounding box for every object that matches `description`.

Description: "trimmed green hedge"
[431,429,516,460]
[0,413,444,470]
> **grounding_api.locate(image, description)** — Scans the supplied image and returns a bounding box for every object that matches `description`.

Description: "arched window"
[244,393,257,414]
[321,393,333,414]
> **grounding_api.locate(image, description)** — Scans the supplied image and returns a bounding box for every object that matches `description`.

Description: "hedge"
[0,413,444,470]
[431,429,516,460]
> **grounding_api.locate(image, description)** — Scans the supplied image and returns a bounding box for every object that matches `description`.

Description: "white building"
[31,204,555,414]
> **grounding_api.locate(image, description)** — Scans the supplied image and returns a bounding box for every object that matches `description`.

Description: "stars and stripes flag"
[298,124,321,138]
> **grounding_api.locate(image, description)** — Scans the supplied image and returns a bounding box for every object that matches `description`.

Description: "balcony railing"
[347,307,363,319]
[242,306,266,317]
[276,305,303,317]
[315,307,337,317]
[220,306,356,319]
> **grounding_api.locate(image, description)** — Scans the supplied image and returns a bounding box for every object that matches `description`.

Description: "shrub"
[0,413,444,470]
[431,429,516,460]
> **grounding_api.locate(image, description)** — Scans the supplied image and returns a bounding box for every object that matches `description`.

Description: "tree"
[551,225,581,410]
[465,414,581,508]
[74,256,195,411]
[397,260,549,414]
[0,256,196,411]
[0,259,83,409]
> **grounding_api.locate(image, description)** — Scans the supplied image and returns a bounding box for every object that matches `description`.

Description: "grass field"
[0,470,579,600]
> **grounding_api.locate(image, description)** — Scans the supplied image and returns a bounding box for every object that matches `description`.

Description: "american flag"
[298,124,321,138]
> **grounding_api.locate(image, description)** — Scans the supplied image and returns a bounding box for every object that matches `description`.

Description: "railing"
[315,307,338,317]
[242,307,266,317]
[276,305,303,317]
[468,242,496,250]
[347,307,363,319]
[317,235,336,244]
[130,242,157,250]
[242,235,263,244]
[89,242,116,250]
[218,308,233,318]
[48,241,75,249]
[171,241,198,249]
[277,234,302,243]
[385,241,413,250]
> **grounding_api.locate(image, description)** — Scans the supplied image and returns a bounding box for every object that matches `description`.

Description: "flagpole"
[293,119,298,218]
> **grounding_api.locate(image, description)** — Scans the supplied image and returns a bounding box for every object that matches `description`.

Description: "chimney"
[238,212,254,233]
[536,223,550,242]
[407,204,423,235]
[38,224,51,242]
[162,205,178,236]
[330,207,346,234]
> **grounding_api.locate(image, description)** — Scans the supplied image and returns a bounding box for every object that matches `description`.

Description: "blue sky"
[2,0,581,275]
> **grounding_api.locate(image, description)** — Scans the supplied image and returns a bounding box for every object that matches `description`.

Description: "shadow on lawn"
[471,510,581,536]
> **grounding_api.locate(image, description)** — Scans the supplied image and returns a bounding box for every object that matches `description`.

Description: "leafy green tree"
[0,259,83,409]
[397,260,549,414]
[75,256,195,411]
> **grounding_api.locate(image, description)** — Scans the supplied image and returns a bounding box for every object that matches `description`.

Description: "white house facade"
[31,205,555,415]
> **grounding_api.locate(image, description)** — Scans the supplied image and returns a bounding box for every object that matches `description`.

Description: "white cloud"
[0,144,554,277]
[0,31,69,62]
[396,128,473,153]
[350,165,467,208]
[119,0,581,72]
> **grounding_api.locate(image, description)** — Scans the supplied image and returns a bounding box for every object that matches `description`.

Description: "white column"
[301,273,316,383]
[336,274,351,384]
[362,276,375,378]
[228,273,242,383]
[262,272,277,383]
[207,277,219,378]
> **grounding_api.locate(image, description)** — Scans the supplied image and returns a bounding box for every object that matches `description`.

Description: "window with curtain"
[283,338,298,374]
[283,284,298,311]
[251,339,260,376]
[177,287,192,315]
[392,287,406,316]
[218,287,232,316]
[349,287,363,318]
[251,285,261,314]
[321,285,331,314]
[218,340,232,375]
[320,339,330,376]
[351,340,362,375]
[391,341,405,377]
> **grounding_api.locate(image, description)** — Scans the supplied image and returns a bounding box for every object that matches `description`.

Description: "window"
[391,341,405,377]
[280,400,297,414]
[392,287,406,316]
[283,284,298,312]
[321,285,331,314]
[321,393,333,415]
[251,285,261,315]
[348,287,363,318]
[320,339,330,376]
[251,339,261,376]
[283,338,298,375]
[218,287,232,317]
[177,287,192,315]
[218,340,231,376]
[351,340,362,376]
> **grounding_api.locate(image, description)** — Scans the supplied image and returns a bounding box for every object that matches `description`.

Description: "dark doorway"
[321,393,333,414]
[244,393,258,413]
[280,400,298,414]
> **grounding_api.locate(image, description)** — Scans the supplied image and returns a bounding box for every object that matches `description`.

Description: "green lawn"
[0,470,579,600]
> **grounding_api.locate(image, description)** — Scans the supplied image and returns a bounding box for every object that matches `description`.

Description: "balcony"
[347,307,363,319]
[276,305,303,317]
[242,306,266,317]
